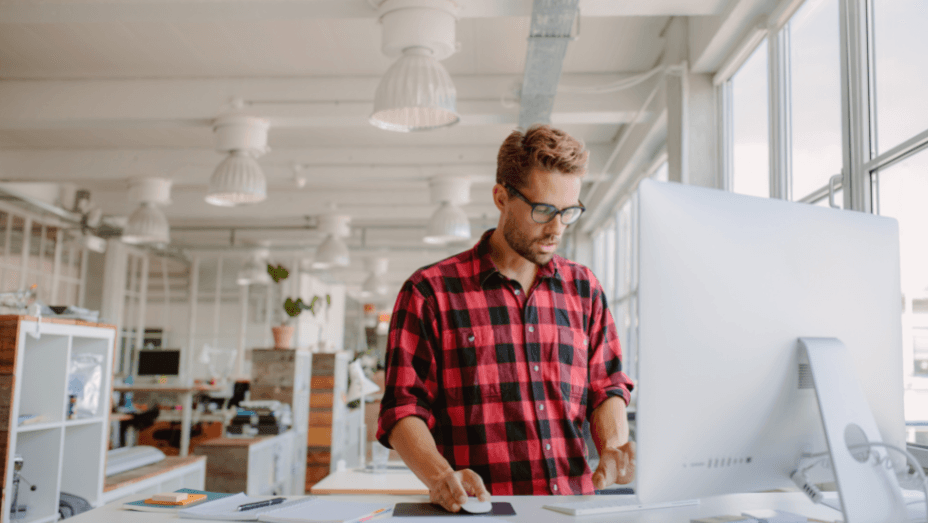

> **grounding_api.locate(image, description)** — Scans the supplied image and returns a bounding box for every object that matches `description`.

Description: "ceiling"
[0,0,774,299]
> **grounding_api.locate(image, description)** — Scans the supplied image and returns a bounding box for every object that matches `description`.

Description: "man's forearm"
[388,416,455,490]
[590,396,629,455]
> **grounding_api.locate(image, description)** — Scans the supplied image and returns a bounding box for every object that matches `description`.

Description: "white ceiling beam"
[0,143,616,184]
[689,0,779,74]
[0,75,653,130]
[0,0,730,24]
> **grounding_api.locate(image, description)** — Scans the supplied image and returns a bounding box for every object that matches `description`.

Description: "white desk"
[113,385,222,457]
[310,466,428,495]
[68,492,843,522]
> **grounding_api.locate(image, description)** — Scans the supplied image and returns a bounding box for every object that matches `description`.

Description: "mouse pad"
[393,502,516,517]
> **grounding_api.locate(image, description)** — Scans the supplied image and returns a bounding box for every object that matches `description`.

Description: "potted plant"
[267,263,296,349]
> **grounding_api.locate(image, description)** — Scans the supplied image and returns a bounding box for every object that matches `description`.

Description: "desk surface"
[73,492,843,523]
[310,467,428,495]
[113,385,222,393]
[103,456,205,493]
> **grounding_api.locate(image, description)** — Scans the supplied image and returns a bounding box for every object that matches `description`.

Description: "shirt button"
[546,444,551,450]
[514,289,520,295]
[533,365,539,372]
[538,404,544,411]
[468,335,474,342]
[552,485,559,492]
[528,326,535,333]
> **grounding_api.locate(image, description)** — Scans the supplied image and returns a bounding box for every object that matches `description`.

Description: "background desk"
[66,492,843,523]
[309,467,428,495]
[113,385,221,457]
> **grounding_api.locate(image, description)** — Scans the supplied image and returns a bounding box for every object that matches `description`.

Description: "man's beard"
[503,213,558,266]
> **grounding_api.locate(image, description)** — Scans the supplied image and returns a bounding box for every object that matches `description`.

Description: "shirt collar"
[472,228,562,288]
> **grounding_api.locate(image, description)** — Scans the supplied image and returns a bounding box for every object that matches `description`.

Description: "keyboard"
[543,497,700,516]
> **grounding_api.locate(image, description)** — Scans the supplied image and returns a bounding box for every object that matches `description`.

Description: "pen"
[236,497,286,512]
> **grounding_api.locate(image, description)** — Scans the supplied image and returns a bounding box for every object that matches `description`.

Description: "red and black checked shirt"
[376,229,633,496]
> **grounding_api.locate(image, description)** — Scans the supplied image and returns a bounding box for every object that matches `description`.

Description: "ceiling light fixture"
[370,0,461,132]
[313,205,352,269]
[237,248,272,286]
[361,256,390,297]
[206,112,270,206]
[423,176,471,244]
[122,177,172,245]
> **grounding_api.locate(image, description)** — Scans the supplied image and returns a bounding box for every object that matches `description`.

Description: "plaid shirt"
[377,229,633,495]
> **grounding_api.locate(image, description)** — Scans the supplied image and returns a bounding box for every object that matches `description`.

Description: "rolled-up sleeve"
[376,278,440,448]
[586,277,634,418]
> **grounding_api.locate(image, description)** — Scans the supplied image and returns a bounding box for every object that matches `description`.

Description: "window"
[731,40,770,198]
[874,150,928,420]
[873,0,928,155]
[789,0,842,200]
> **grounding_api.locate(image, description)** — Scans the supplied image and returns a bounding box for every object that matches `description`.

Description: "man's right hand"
[429,469,490,513]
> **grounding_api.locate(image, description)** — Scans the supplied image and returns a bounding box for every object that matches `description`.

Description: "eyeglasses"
[504,184,585,225]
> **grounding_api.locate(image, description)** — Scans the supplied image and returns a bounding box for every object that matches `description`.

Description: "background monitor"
[634,179,904,504]
[135,348,181,378]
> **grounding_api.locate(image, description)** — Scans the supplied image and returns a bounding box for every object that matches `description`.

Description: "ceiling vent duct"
[370,0,461,132]
[518,0,579,129]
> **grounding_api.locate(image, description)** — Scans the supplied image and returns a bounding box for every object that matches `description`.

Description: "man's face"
[501,168,583,266]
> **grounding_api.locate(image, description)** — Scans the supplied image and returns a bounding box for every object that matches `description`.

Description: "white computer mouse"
[459,498,492,514]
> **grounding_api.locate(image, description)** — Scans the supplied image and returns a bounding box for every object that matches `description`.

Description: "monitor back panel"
[635,179,904,503]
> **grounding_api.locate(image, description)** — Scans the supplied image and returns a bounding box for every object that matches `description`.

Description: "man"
[377,125,634,512]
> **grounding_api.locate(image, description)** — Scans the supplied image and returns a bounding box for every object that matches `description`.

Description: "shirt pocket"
[441,327,502,406]
[556,326,590,421]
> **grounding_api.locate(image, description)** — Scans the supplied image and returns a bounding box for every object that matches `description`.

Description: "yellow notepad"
[143,494,207,506]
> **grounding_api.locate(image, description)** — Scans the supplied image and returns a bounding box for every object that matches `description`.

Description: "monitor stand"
[799,337,906,523]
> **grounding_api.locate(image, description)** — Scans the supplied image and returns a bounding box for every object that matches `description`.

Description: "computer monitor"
[634,180,905,507]
[134,348,182,384]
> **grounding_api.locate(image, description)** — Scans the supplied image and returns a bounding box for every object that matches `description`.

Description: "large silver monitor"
[635,179,904,504]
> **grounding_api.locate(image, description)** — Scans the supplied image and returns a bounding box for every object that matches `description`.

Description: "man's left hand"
[591,440,635,489]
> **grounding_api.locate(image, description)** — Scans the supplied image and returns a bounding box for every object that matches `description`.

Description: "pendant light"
[313,205,352,269]
[361,257,390,297]
[206,113,270,206]
[237,248,272,286]
[423,176,471,244]
[122,177,172,245]
[370,0,460,132]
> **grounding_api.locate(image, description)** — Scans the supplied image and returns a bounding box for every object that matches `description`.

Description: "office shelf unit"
[0,316,116,523]
[249,349,310,495]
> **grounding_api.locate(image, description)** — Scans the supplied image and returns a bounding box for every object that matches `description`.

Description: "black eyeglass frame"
[503,184,586,225]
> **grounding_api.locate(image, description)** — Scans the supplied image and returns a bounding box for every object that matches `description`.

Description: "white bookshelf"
[0,316,116,523]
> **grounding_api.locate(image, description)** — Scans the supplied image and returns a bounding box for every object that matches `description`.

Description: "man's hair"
[496,125,589,189]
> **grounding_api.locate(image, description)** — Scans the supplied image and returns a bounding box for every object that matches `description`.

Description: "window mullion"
[840,0,876,212]
[768,24,792,201]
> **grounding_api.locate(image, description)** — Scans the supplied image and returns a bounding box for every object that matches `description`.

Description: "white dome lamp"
[370,0,461,132]
[423,176,471,244]
[237,248,272,286]
[206,107,270,207]
[122,177,172,245]
[361,256,390,297]
[313,205,352,269]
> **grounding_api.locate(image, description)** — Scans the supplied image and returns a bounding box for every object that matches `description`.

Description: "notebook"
[123,489,235,512]
[177,494,390,523]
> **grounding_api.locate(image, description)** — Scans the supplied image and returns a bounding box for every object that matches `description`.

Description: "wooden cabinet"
[0,316,116,523]
[306,351,359,490]
[193,433,294,496]
[249,349,309,495]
